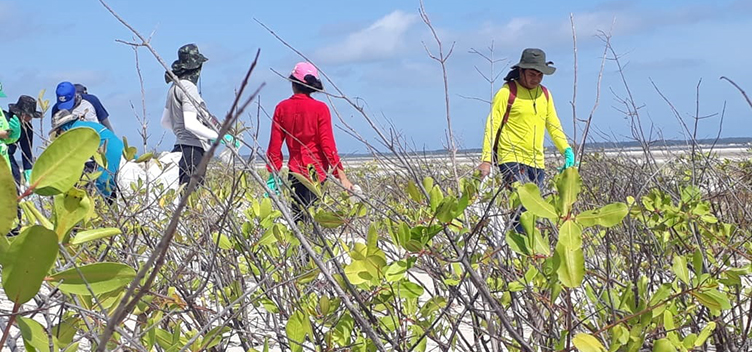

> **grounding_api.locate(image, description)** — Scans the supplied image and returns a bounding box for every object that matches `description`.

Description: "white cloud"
[314,10,419,65]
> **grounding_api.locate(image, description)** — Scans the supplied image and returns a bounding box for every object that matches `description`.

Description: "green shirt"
[0,109,20,168]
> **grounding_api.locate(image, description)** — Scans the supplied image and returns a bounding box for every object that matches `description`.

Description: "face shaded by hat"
[165,44,208,84]
[513,48,556,75]
[9,95,43,120]
[55,81,77,111]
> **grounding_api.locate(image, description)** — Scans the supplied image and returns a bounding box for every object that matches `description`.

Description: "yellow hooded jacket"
[481,81,570,168]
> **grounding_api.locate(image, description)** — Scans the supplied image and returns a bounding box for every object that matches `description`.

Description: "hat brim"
[55,99,76,111]
[175,54,208,70]
[517,63,556,75]
[9,103,44,119]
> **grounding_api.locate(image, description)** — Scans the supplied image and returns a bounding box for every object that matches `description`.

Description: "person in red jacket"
[266,62,353,221]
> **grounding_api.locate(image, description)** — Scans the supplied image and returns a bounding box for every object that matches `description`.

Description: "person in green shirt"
[0,82,22,169]
[0,81,23,236]
[477,48,576,233]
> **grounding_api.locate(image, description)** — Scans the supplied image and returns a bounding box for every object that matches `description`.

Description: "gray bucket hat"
[513,48,556,75]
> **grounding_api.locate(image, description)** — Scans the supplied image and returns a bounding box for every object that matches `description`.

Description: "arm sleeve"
[316,105,342,177]
[183,111,219,140]
[87,95,110,121]
[100,118,115,132]
[160,108,172,130]
[19,122,34,170]
[480,86,510,163]
[179,84,218,140]
[544,92,571,154]
[265,105,286,173]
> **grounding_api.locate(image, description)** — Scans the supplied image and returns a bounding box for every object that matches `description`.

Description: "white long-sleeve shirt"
[162,79,218,149]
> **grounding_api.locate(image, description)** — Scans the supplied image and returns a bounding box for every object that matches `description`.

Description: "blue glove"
[7,116,21,141]
[264,174,281,197]
[221,134,241,148]
[23,169,32,183]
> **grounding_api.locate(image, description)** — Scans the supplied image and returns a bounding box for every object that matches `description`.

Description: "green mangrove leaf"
[0,159,17,235]
[398,281,424,299]
[2,225,58,304]
[530,228,550,256]
[692,288,731,311]
[435,196,457,223]
[285,310,312,352]
[672,256,690,285]
[555,243,584,288]
[506,230,530,256]
[50,262,136,296]
[63,342,79,352]
[652,338,677,352]
[70,227,122,245]
[18,316,59,352]
[518,183,558,220]
[428,185,443,211]
[695,322,716,347]
[558,220,583,250]
[572,333,606,352]
[384,260,408,282]
[556,167,582,215]
[53,188,92,242]
[407,180,423,203]
[212,232,233,250]
[314,210,345,228]
[344,260,371,285]
[576,202,628,228]
[32,127,100,196]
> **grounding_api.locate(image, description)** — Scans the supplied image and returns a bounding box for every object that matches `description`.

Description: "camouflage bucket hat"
[513,48,556,75]
[9,95,43,119]
[175,44,208,70]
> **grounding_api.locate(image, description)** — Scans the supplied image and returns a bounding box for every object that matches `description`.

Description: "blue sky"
[1,0,750,156]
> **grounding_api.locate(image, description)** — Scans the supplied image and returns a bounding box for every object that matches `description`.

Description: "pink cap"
[291,62,318,82]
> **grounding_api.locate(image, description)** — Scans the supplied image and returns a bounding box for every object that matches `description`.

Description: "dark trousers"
[498,162,545,234]
[288,173,320,223]
[9,121,34,184]
[173,144,205,186]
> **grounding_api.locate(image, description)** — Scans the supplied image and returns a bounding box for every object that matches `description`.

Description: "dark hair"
[290,74,323,95]
[503,67,520,82]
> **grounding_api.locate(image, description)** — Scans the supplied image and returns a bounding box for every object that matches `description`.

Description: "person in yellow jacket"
[477,48,576,232]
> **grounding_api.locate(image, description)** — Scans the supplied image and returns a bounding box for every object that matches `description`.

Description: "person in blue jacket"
[49,109,123,200]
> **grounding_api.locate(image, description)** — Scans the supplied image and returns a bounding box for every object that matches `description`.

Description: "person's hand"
[564,147,576,169]
[558,147,579,173]
[341,178,354,191]
[264,174,280,197]
[220,134,241,148]
[337,171,354,191]
[23,169,32,183]
[7,116,21,141]
[478,162,492,179]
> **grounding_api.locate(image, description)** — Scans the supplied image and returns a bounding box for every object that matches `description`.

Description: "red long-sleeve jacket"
[266,94,342,182]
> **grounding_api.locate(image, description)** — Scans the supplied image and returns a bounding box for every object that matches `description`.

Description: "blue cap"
[55,81,76,111]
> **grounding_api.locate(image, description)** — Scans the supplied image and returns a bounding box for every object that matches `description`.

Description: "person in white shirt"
[52,81,98,123]
[161,43,224,186]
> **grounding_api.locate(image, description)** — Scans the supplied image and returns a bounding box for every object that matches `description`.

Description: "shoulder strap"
[492,81,517,165]
[541,85,550,101]
[173,86,181,107]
